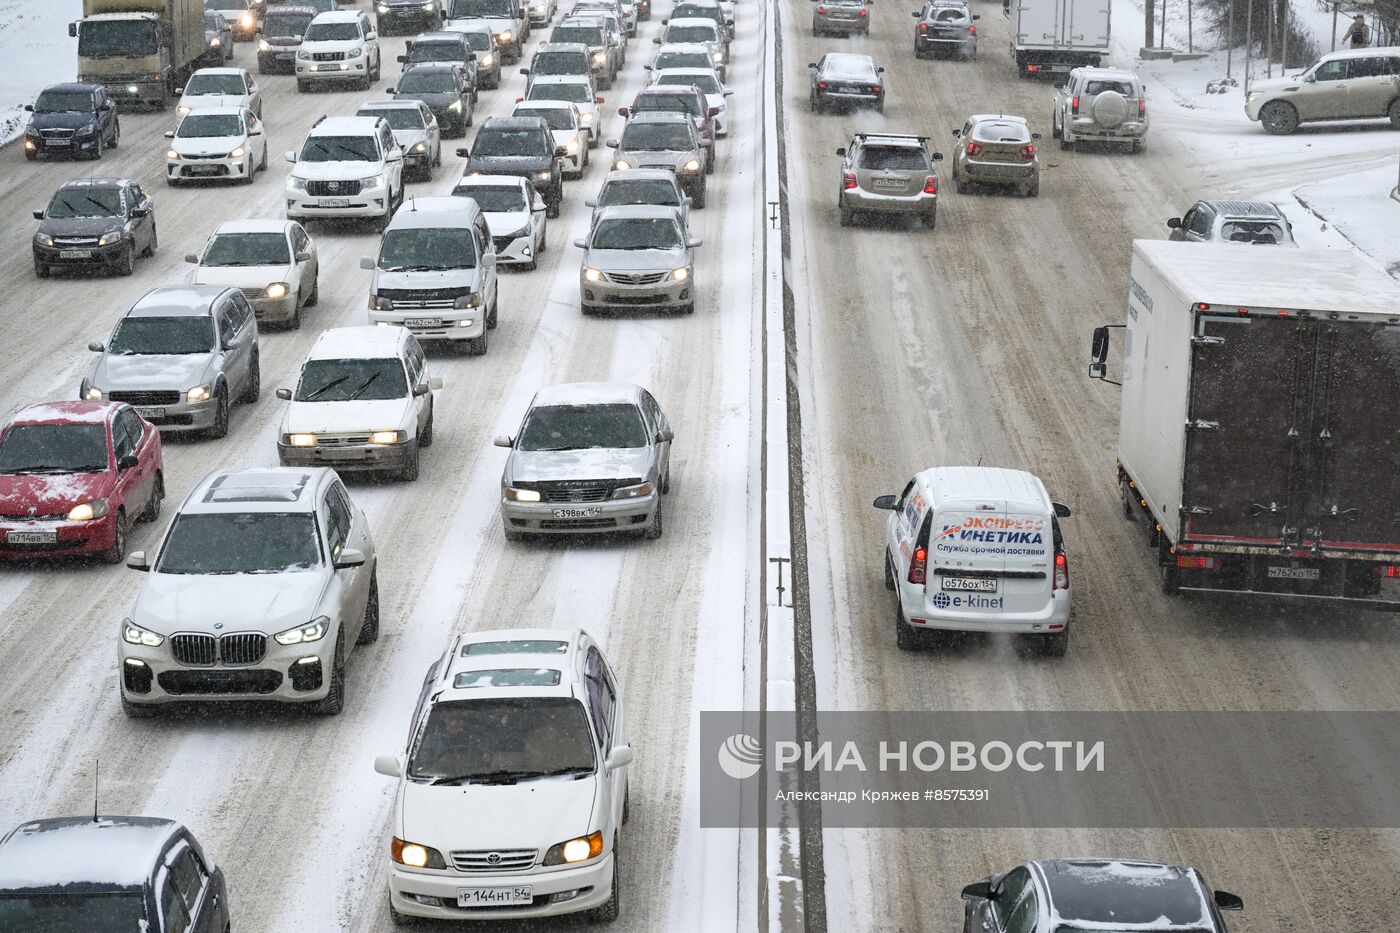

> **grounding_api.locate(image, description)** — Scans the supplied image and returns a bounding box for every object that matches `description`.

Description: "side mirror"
[657,428,674,442]
[931,151,944,160]
[1213,891,1244,912]
[520,67,530,74]
[275,388,292,400]
[164,130,175,139]
[33,209,45,220]
[493,434,514,448]
[835,146,846,156]
[374,754,403,778]
[118,453,139,471]
[1031,132,1041,139]
[606,137,619,147]
[249,127,262,136]
[360,256,376,270]
[709,106,721,117]
[412,383,431,397]
[69,21,78,38]
[951,128,961,136]
[126,551,149,571]
[617,106,629,116]
[605,745,634,770]
[366,31,378,41]
[1090,325,1110,364]
[683,196,693,206]
[174,86,185,96]
[877,66,885,73]
[643,64,653,70]
[184,253,199,264]
[872,494,898,510]
[88,341,106,353]
[573,237,587,248]
[911,10,920,16]
[284,150,297,163]
[699,138,712,147]
[397,54,407,62]
[596,96,606,103]
[1052,502,1072,518]
[295,251,312,263]
[1304,73,1316,83]
[334,547,367,570]
[723,89,733,96]
[385,151,402,163]
[387,86,397,93]
[653,35,662,42]
[687,236,703,248]
[808,62,817,68]
[973,13,980,19]
[24,103,34,112]
[961,881,993,901]
[456,147,470,157]
[1166,217,1182,229]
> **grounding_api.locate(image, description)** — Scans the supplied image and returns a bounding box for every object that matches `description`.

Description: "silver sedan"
[574,205,702,315]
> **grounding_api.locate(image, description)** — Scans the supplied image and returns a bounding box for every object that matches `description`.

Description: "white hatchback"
[176,66,261,118]
[873,466,1074,655]
[164,106,268,186]
[453,174,549,269]
[522,75,604,145]
[374,628,631,924]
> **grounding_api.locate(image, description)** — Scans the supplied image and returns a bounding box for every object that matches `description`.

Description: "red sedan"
[0,402,164,563]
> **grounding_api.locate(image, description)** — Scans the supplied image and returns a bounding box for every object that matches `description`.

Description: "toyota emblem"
[328,181,340,191]
[486,853,501,864]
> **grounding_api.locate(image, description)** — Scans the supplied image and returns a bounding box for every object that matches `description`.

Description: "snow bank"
[1294,162,1400,279]
[0,0,82,146]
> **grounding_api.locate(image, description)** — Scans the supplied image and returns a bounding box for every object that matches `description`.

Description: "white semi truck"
[1006,0,1110,78]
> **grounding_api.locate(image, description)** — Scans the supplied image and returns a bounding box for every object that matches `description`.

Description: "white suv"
[118,467,379,717]
[284,115,405,230]
[374,628,631,924]
[296,10,382,91]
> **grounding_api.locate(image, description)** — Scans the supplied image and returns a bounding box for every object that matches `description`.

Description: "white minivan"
[873,466,1073,655]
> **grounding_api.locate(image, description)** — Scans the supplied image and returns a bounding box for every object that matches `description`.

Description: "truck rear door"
[1014,0,1060,48]
[1064,0,1110,49]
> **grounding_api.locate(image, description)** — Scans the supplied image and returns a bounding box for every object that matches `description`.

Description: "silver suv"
[1051,67,1149,152]
[82,286,259,439]
[607,111,709,206]
[574,205,702,315]
[1245,46,1400,135]
[1166,199,1297,246]
[835,132,943,228]
[495,382,674,539]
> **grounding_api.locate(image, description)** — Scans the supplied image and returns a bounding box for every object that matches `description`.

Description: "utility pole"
[1225,0,1235,80]
[1331,0,1339,51]
[1266,0,1274,77]
[1145,0,1156,49]
[1244,0,1254,94]
[1280,0,1288,70]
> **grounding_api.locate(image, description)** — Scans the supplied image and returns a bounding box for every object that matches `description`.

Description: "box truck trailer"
[71,0,207,109]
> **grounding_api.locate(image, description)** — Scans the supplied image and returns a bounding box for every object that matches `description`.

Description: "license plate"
[60,249,93,259]
[457,886,533,907]
[6,530,57,545]
[317,63,343,71]
[136,407,166,419]
[873,178,905,189]
[318,198,350,208]
[278,52,295,60]
[405,318,443,328]
[1267,566,1320,581]
[319,448,366,460]
[190,165,221,175]
[553,507,601,519]
[941,576,998,592]
[47,139,72,147]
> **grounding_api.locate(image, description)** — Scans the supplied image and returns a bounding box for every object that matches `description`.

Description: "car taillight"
[922,175,937,194]
[965,141,981,157]
[919,22,927,31]
[1053,552,1069,590]
[842,171,857,190]
[1026,63,1040,72]
[1138,97,1146,117]
[967,23,975,33]
[1019,143,1035,159]
[871,85,882,93]
[858,7,868,15]
[818,81,828,89]
[1377,564,1400,578]
[1175,555,1223,570]
[1071,95,1079,114]
[909,546,927,585]
[816,4,825,10]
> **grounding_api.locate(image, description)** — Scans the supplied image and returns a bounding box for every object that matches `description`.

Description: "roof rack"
[854,132,928,143]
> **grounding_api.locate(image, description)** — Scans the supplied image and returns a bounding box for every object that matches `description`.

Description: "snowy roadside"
[0,0,82,147]
[1292,163,1400,277]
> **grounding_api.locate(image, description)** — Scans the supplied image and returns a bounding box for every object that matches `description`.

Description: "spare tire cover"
[1091,91,1128,128]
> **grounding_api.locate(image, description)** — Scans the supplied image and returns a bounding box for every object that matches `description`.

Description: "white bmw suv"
[284,115,405,230]
[118,467,379,717]
[374,628,631,924]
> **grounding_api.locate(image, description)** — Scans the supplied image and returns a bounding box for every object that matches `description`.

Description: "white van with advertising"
[873,466,1073,655]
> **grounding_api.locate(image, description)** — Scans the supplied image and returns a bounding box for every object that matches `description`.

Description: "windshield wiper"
[534,444,593,451]
[347,373,381,400]
[81,197,119,217]
[380,264,443,272]
[432,768,586,786]
[304,375,350,400]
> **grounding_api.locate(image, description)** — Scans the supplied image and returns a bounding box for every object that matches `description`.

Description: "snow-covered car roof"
[309,10,362,23]
[0,817,180,891]
[183,467,334,514]
[308,115,383,137]
[435,628,591,701]
[128,285,231,318]
[211,219,298,235]
[307,325,408,361]
[7,401,116,426]
[530,381,648,408]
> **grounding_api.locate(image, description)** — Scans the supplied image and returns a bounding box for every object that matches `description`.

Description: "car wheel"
[259,145,268,170]
[101,509,128,564]
[1259,101,1299,135]
[546,199,560,219]
[297,79,309,92]
[645,501,663,539]
[121,692,160,718]
[420,403,434,447]
[1060,126,1074,150]
[92,132,104,161]
[622,786,630,823]
[305,274,318,308]
[1026,182,1039,197]
[538,222,548,253]
[884,551,895,590]
[955,173,966,193]
[389,896,418,926]
[839,205,853,227]
[243,354,260,403]
[894,596,917,650]
[923,205,937,228]
[400,441,422,481]
[487,293,498,329]
[680,302,695,314]
[139,472,164,523]
[586,839,621,922]
[110,119,120,149]
[310,633,346,715]
[207,387,230,439]
[117,244,136,276]
[1130,138,1144,154]
[356,572,380,645]
[1040,626,1069,657]
[503,525,526,542]
[142,223,158,257]
[287,296,303,330]
[34,261,49,278]
[467,328,489,356]
[692,184,706,209]
[1390,99,1400,130]
[1051,110,1061,139]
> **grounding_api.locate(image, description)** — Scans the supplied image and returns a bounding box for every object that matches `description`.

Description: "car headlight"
[274,616,329,646]
[579,111,593,123]
[35,232,56,247]
[535,169,551,181]
[448,100,463,112]
[369,293,393,311]
[288,175,308,191]
[505,487,541,502]
[66,499,110,522]
[411,141,427,153]
[452,292,482,309]
[213,37,223,47]
[257,38,268,51]
[423,0,436,9]
[167,148,181,160]
[264,282,290,299]
[379,2,390,10]
[122,619,165,648]
[611,481,654,499]
[543,831,604,866]
[177,105,192,116]
[240,11,255,27]
[391,837,447,869]
[347,46,364,59]
[670,266,690,282]
[361,173,387,189]
[713,51,723,61]
[682,158,701,172]
[369,430,406,445]
[84,386,103,400]
[285,433,317,447]
[480,52,494,67]
[230,145,247,159]
[593,51,607,63]
[297,49,312,60]
[613,159,631,170]
[565,138,579,155]
[76,124,96,137]
[97,231,125,246]
[1246,92,1257,103]
[187,384,212,403]
[583,266,603,282]
[496,30,513,42]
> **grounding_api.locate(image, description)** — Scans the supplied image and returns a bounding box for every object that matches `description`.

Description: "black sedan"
[22,84,120,161]
[391,63,475,137]
[808,52,885,113]
[32,178,158,278]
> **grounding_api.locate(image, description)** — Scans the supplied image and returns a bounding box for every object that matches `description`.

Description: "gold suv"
[1245,46,1400,135]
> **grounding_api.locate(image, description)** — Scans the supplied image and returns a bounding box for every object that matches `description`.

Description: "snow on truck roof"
[0,816,180,890]
[1132,240,1400,318]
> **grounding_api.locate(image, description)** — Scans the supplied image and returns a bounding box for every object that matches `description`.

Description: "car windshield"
[361,107,425,130]
[0,893,148,931]
[33,90,95,113]
[600,178,681,207]
[295,358,409,402]
[859,147,928,170]
[533,51,589,74]
[379,227,477,271]
[300,134,379,161]
[206,11,223,27]
[177,113,244,138]
[552,26,602,44]
[207,0,250,9]
[0,424,108,475]
[655,51,711,70]
[1220,220,1288,244]
[591,217,682,250]
[264,13,314,36]
[460,31,493,51]
[526,107,575,129]
[304,21,360,41]
[449,0,514,15]
[460,185,527,211]
[407,698,596,783]
[658,72,719,93]
[621,122,694,150]
[399,71,459,93]
[184,73,247,96]
[46,187,123,219]
[157,512,319,574]
[203,232,290,266]
[473,127,547,156]
[408,43,464,63]
[78,19,158,57]
[668,25,716,42]
[636,93,701,116]
[518,402,648,450]
[527,82,590,103]
[108,316,216,355]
